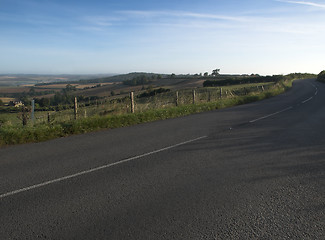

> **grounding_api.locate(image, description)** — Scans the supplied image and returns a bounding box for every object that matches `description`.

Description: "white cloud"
[277,0,325,9]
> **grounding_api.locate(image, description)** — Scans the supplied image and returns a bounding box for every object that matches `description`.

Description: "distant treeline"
[33,72,272,87]
[12,84,100,110]
[34,72,237,87]
[122,74,162,86]
[137,88,170,98]
[33,87,100,109]
[203,73,315,87]
[0,87,55,98]
[35,72,164,86]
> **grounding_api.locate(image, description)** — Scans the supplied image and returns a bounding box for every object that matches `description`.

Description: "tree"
[37,97,50,107]
[64,84,77,92]
[29,87,36,96]
[123,75,152,86]
[211,69,220,76]
[20,96,31,106]
[204,72,209,77]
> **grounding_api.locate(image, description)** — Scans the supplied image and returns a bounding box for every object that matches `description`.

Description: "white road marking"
[302,97,313,104]
[249,107,293,123]
[302,82,319,103]
[250,81,319,123]
[311,83,318,96]
[0,136,207,199]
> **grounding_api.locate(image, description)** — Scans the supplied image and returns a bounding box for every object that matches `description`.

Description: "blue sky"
[1,0,325,75]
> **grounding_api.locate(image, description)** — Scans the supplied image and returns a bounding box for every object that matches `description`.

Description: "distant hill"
[31,72,164,86]
[79,72,165,84]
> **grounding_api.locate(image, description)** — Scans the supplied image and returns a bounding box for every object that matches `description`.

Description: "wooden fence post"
[31,99,35,124]
[47,112,50,124]
[220,88,222,99]
[193,90,196,104]
[175,91,179,106]
[22,107,28,126]
[74,97,78,120]
[130,92,135,113]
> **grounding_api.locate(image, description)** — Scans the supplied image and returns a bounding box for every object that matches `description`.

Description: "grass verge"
[0,80,292,146]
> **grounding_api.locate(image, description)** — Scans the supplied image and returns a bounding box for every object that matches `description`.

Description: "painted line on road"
[249,82,319,123]
[302,97,313,104]
[311,83,318,96]
[249,107,293,123]
[301,83,319,103]
[0,136,207,199]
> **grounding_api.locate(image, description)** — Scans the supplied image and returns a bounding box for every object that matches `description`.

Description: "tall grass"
[0,80,292,146]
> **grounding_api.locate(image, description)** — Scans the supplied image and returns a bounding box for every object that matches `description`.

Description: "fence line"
[5,83,275,127]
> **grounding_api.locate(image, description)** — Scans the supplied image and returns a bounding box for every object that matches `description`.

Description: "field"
[0,97,15,103]
[0,74,114,86]
[35,82,116,90]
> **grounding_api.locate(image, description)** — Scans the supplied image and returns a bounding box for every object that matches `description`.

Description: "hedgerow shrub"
[317,71,325,83]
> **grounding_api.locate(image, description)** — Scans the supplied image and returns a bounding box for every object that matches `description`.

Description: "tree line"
[203,73,316,87]
[122,74,162,86]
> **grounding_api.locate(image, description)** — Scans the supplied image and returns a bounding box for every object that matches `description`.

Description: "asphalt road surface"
[1,78,324,239]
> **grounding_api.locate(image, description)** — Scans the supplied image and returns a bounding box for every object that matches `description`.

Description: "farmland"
[0,74,114,87]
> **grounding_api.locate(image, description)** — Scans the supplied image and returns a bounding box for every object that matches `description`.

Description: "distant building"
[9,101,24,107]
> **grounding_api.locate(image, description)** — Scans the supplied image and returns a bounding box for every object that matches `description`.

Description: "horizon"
[1,0,325,75]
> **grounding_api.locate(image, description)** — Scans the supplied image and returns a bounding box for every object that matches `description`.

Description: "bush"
[137,88,170,98]
[317,71,325,83]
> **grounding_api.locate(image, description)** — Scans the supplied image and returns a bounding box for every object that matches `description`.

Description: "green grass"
[0,80,293,146]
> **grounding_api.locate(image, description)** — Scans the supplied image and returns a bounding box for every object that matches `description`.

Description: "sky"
[0,0,325,75]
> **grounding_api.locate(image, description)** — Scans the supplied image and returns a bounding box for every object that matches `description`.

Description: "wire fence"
[3,83,275,127]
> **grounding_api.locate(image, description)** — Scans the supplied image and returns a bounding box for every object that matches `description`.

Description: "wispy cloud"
[80,8,324,36]
[78,10,251,33]
[277,0,325,9]
[119,10,250,22]
[117,9,321,36]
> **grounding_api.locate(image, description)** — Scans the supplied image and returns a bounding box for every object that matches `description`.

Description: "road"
[0,78,324,239]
